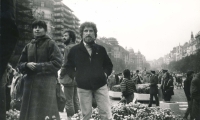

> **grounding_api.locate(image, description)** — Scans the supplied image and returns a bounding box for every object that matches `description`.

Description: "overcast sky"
[62,0,200,61]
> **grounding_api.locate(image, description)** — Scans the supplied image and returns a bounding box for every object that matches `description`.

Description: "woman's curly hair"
[79,22,98,39]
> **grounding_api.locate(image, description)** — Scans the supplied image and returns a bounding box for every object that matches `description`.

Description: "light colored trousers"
[77,85,112,120]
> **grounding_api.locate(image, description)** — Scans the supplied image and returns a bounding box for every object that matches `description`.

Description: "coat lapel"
[78,41,90,57]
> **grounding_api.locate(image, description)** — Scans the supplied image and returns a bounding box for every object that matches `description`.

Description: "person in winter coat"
[10,69,24,110]
[18,20,62,120]
[63,22,113,120]
[59,30,80,120]
[161,72,174,101]
[148,71,159,107]
[120,69,136,104]
[183,70,194,120]
[107,74,116,90]
[190,73,200,120]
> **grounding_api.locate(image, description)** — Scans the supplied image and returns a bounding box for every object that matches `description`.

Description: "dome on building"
[128,47,134,52]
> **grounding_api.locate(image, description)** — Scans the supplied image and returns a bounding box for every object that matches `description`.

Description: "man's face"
[33,26,46,37]
[83,27,95,44]
[63,32,70,43]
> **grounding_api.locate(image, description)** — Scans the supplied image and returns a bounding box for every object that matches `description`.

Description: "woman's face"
[33,26,46,38]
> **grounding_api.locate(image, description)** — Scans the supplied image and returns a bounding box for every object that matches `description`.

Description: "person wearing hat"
[161,72,174,101]
[148,70,159,107]
[183,70,194,120]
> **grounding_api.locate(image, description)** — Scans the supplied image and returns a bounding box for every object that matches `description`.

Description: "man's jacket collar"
[79,40,99,56]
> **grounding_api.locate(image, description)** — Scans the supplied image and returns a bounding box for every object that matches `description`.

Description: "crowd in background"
[1,19,200,120]
[107,69,200,120]
[4,60,200,120]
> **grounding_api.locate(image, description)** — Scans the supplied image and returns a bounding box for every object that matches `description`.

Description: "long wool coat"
[149,75,159,94]
[18,35,62,120]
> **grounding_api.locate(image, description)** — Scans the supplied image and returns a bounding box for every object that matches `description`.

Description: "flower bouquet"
[6,109,20,120]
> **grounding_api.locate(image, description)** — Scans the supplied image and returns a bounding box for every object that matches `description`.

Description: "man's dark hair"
[62,30,76,43]
[32,20,47,32]
[123,69,131,79]
[187,71,194,77]
[79,22,98,39]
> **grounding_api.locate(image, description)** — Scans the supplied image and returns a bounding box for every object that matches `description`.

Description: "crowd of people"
[108,69,200,120]
[1,19,199,120]
[2,20,114,120]
[1,1,199,120]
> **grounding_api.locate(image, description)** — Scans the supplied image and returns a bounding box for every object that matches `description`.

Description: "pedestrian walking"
[59,30,80,120]
[107,74,116,90]
[183,70,194,120]
[120,69,136,104]
[161,72,174,101]
[10,69,23,110]
[18,20,62,120]
[148,70,159,107]
[190,73,200,120]
[63,22,113,120]
[6,63,14,111]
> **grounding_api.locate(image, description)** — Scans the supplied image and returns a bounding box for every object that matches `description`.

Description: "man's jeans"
[64,86,80,117]
[77,85,112,120]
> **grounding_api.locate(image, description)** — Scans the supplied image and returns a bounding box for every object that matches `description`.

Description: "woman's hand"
[27,62,37,71]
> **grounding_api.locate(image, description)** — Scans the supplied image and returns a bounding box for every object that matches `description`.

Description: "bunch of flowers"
[112,102,181,120]
[71,108,101,120]
[72,103,182,120]
[6,109,20,120]
[136,84,150,94]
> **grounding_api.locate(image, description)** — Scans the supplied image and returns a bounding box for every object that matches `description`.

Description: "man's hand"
[27,62,37,71]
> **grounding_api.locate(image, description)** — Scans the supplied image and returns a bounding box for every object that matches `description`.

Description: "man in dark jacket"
[190,73,200,120]
[161,72,174,101]
[183,71,194,120]
[64,22,113,120]
[59,30,80,120]
[148,71,159,107]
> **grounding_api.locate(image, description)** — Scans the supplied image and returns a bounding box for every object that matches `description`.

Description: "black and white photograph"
[1,0,200,120]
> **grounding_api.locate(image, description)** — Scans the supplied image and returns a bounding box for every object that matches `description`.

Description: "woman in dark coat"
[148,71,159,107]
[161,72,174,101]
[18,20,62,120]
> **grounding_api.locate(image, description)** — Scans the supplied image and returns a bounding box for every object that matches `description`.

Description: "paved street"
[60,88,188,119]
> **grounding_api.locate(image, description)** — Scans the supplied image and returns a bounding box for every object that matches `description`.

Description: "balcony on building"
[54,18,73,25]
[54,7,72,16]
[53,13,73,21]
[54,2,73,13]
[55,25,64,29]
[53,31,62,35]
